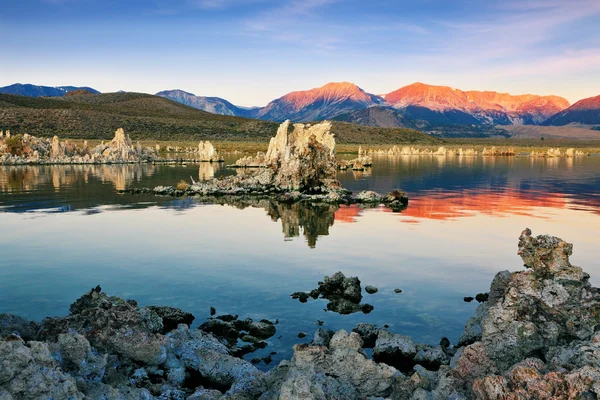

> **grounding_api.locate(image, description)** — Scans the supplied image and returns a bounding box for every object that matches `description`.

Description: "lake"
[1,154,599,368]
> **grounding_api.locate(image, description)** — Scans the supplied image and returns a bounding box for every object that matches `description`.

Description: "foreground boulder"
[260,330,398,399]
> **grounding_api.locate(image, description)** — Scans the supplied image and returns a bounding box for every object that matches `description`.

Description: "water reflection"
[196,198,340,248]
[1,156,600,366]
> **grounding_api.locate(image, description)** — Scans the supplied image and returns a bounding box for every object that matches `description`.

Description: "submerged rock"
[365,285,379,294]
[291,271,374,315]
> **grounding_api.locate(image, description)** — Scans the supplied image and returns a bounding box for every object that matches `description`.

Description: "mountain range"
[0,83,100,97]
[156,82,599,130]
[2,82,599,133]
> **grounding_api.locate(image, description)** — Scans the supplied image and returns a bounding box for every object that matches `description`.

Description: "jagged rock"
[479,229,600,371]
[51,135,63,158]
[355,190,382,202]
[352,323,381,348]
[473,358,600,399]
[145,306,195,334]
[38,287,167,366]
[373,330,417,372]
[110,128,132,151]
[319,271,362,303]
[311,328,334,347]
[167,325,265,397]
[0,314,39,341]
[231,120,338,192]
[291,271,374,314]
[0,338,84,399]
[414,344,451,371]
[260,330,397,399]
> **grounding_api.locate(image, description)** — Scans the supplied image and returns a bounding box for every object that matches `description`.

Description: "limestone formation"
[50,135,63,158]
[0,129,160,164]
[197,141,221,161]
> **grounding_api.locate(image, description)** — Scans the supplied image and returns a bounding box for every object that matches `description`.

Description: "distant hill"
[0,83,100,97]
[0,92,437,144]
[543,94,600,126]
[156,89,252,117]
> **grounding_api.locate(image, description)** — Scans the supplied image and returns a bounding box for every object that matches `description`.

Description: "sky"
[1,0,599,106]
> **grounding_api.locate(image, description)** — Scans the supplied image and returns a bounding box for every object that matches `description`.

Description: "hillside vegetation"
[0,92,438,145]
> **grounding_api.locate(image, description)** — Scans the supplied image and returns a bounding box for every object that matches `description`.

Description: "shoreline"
[1,229,598,399]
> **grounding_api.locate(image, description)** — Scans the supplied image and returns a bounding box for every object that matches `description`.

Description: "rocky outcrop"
[290,271,375,315]
[0,129,158,164]
[4,229,597,399]
[197,141,222,162]
[125,121,408,210]
[233,120,338,192]
[260,330,397,399]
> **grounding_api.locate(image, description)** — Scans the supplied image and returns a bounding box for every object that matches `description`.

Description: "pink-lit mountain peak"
[279,82,379,109]
[385,82,569,112]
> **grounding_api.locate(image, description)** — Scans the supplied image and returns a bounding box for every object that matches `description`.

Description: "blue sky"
[1,0,599,106]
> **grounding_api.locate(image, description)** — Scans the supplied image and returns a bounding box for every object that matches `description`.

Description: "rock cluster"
[198,314,277,360]
[337,146,373,171]
[291,271,375,315]
[530,147,588,157]
[4,229,595,399]
[0,129,158,164]
[123,121,409,210]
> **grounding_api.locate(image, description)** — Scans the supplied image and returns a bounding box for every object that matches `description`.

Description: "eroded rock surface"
[1,229,599,399]
[0,129,158,164]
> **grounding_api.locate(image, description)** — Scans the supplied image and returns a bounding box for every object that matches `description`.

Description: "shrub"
[4,135,24,156]
[176,180,189,190]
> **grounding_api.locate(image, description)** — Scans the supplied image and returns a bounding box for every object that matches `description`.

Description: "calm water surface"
[1,155,599,367]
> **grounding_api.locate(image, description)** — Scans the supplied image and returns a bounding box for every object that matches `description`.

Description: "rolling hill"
[0,92,437,144]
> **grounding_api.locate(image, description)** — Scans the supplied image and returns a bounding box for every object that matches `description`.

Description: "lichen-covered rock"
[472,358,600,400]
